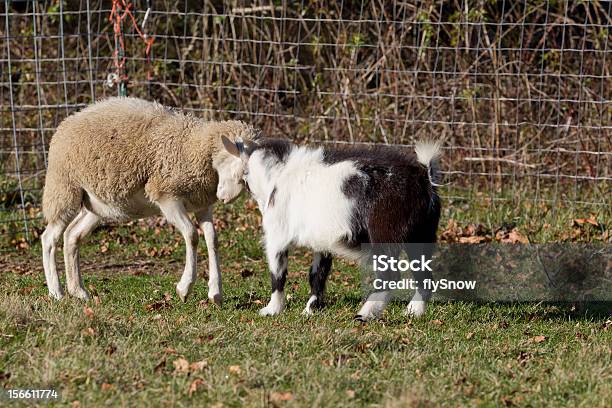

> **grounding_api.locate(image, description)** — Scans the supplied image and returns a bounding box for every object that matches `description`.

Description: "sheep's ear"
[221,135,241,158]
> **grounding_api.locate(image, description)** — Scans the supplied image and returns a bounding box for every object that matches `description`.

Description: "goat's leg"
[42,220,69,300]
[405,244,433,318]
[63,209,100,300]
[355,247,400,321]
[196,206,222,305]
[158,198,198,302]
[302,252,333,315]
[259,244,289,316]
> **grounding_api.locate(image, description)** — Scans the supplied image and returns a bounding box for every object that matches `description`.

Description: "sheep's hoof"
[48,290,64,301]
[69,288,90,301]
[301,306,314,316]
[176,287,189,303]
[354,314,369,323]
[208,292,222,306]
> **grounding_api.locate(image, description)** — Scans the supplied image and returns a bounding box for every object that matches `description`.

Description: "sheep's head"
[216,135,257,204]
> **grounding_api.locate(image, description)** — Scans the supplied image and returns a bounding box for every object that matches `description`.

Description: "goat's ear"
[221,135,241,158]
[243,139,258,154]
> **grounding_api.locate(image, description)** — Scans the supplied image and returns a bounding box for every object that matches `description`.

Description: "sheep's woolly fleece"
[43,97,258,223]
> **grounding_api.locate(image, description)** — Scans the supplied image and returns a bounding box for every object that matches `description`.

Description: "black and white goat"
[222,137,441,320]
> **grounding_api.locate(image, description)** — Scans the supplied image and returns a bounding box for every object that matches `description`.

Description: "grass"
[0,195,610,407]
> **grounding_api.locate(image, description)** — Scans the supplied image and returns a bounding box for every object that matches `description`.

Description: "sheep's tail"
[415,140,442,188]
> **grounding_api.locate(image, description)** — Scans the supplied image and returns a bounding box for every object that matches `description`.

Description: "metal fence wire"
[1,0,610,241]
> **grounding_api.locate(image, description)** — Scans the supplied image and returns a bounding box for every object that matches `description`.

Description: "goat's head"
[222,137,292,212]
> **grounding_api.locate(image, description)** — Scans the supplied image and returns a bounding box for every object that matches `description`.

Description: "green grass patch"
[0,195,610,406]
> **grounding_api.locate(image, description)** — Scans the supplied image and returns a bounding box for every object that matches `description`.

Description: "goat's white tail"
[415,140,442,187]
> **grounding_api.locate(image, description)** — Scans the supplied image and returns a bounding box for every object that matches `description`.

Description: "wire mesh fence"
[1,0,610,243]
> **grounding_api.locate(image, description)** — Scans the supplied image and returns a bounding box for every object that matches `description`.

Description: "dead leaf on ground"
[270,391,294,406]
[432,319,444,325]
[81,327,96,337]
[459,235,488,244]
[173,357,190,374]
[101,383,113,391]
[145,292,172,312]
[18,285,36,295]
[499,228,529,244]
[188,378,206,396]
[83,305,94,319]
[189,360,208,372]
[573,217,599,227]
[228,365,242,375]
[154,358,166,373]
[531,335,546,343]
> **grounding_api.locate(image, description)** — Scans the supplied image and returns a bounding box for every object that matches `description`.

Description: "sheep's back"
[47,97,205,204]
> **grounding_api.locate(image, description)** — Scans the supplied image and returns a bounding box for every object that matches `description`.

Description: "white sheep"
[41,97,257,304]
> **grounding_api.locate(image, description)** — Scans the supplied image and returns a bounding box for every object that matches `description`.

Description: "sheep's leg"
[259,246,289,316]
[158,199,198,302]
[42,221,68,299]
[63,209,100,300]
[302,252,333,315]
[196,207,222,305]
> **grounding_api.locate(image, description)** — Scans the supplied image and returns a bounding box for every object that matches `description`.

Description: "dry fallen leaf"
[101,383,113,391]
[83,305,94,319]
[573,217,599,227]
[189,360,208,372]
[270,391,294,405]
[18,285,36,295]
[81,327,96,337]
[154,358,166,373]
[188,378,206,397]
[459,235,488,244]
[173,357,190,374]
[228,365,242,375]
[466,332,474,339]
[432,319,444,325]
[502,229,529,244]
[531,335,546,343]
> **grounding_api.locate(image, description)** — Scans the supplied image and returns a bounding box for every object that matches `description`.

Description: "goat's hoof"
[208,292,222,306]
[354,314,369,323]
[301,307,314,316]
[259,305,284,316]
[404,301,426,318]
